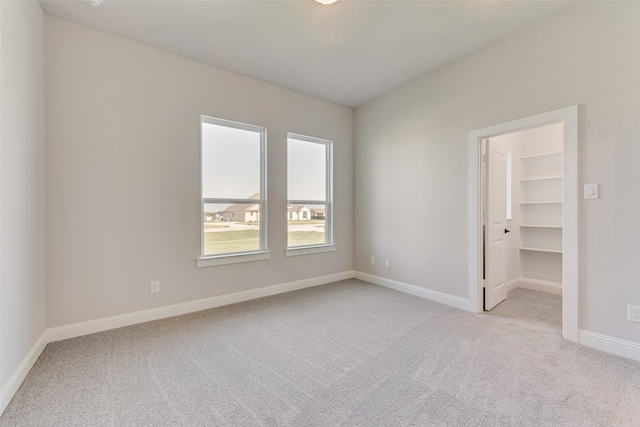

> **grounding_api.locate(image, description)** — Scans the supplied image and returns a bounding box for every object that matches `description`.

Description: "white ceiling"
[40,0,576,108]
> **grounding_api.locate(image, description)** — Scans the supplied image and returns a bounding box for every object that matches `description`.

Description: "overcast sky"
[288,136,326,201]
[202,122,326,202]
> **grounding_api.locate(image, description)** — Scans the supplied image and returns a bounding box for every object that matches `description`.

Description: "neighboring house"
[311,208,325,220]
[221,203,260,222]
[288,204,311,220]
[219,202,323,222]
[221,193,260,222]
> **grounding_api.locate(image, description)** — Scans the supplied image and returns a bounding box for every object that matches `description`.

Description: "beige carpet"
[2,279,639,426]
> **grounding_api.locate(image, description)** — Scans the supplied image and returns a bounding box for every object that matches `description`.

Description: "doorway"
[468,106,578,342]
[482,124,564,311]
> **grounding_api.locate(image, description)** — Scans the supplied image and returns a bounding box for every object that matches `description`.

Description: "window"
[198,116,268,266]
[287,133,333,255]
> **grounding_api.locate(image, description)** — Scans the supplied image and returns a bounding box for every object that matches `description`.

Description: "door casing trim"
[468,105,578,342]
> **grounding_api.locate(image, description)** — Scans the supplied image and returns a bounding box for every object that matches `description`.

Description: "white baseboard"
[578,329,640,363]
[355,271,470,311]
[0,331,47,415]
[506,278,520,292]
[510,277,562,295]
[3,273,639,420]
[0,271,355,417]
[47,270,355,342]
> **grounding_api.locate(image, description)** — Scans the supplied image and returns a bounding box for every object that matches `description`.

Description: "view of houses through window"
[201,118,332,257]
[287,134,332,248]
[201,117,265,256]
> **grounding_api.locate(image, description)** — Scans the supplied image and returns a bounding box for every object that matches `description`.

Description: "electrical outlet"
[629,305,640,323]
[150,281,160,294]
[370,256,375,265]
[385,259,390,269]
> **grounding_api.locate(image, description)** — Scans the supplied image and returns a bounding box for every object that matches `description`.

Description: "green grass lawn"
[287,220,325,225]
[204,224,230,229]
[288,231,325,247]
[204,229,259,255]
[204,229,325,254]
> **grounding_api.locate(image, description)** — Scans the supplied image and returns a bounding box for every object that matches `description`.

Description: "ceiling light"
[85,0,103,7]
[315,0,339,5]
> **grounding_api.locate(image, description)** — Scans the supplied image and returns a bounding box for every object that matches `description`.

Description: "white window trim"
[286,132,333,250]
[199,115,268,266]
[285,244,336,257]
[197,251,271,267]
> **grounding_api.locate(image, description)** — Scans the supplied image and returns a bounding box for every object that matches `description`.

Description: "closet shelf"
[519,146,564,286]
[520,175,563,182]
[520,201,562,205]
[519,247,563,254]
[520,151,563,160]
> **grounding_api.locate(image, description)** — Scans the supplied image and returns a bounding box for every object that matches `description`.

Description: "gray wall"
[45,17,354,327]
[355,2,640,343]
[0,0,46,387]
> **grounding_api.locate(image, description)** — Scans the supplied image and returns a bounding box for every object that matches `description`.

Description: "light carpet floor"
[1,279,639,426]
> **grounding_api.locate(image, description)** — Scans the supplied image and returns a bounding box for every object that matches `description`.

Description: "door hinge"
[482,154,488,163]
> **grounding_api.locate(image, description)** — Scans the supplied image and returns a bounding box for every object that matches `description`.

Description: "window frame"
[197,115,269,267]
[286,132,334,256]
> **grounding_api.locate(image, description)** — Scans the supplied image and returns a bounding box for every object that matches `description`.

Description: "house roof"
[223,203,259,213]
[287,204,308,212]
[223,193,261,213]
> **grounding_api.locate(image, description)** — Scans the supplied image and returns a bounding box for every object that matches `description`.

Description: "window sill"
[285,244,336,257]
[197,251,271,267]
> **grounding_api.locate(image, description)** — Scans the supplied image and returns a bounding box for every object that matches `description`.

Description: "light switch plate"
[584,184,599,199]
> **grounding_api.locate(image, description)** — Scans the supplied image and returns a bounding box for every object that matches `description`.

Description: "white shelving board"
[520,247,563,254]
[519,150,563,285]
[520,175,563,181]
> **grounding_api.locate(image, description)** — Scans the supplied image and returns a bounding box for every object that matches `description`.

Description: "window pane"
[202,122,261,200]
[203,202,260,255]
[287,137,326,201]
[287,204,326,247]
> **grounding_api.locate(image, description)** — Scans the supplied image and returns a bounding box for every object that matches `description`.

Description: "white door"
[485,138,508,310]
